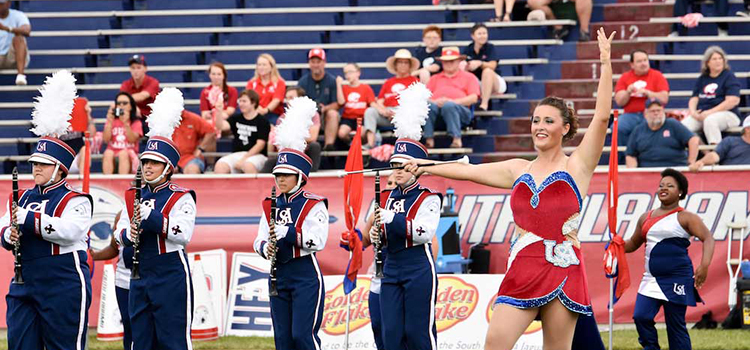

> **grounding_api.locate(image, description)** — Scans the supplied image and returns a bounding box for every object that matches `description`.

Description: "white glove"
[272,224,289,240]
[369,225,380,246]
[138,203,153,221]
[14,207,29,224]
[379,208,395,224]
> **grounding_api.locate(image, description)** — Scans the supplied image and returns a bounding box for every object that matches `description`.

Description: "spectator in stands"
[363,49,420,148]
[673,0,729,36]
[527,0,592,41]
[246,53,286,126]
[626,99,699,168]
[298,48,339,151]
[462,23,507,112]
[172,110,216,174]
[614,50,670,151]
[214,90,270,174]
[690,117,750,170]
[425,47,480,149]
[0,0,30,85]
[200,61,238,130]
[682,46,741,145]
[262,86,322,173]
[120,54,160,118]
[491,0,517,22]
[413,25,442,84]
[336,63,376,145]
[102,92,144,175]
[738,0,750,17]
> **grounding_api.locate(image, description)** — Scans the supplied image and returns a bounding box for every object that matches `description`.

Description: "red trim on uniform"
[40,137,77,157]
[405,191,432,248]
[295,199,320,248]
[54,192,79,216]
[97,332,125,339]
[34,211,41,237]
[641,207,684,238]
[159,190,188,254]
[52,243,60,255]
[42,180,66,195]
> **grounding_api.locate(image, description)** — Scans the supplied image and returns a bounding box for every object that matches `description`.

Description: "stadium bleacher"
[0,0,747,173]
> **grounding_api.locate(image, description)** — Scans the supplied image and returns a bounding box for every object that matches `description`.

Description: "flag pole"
[344,276,351,350]
[609,278,614,350]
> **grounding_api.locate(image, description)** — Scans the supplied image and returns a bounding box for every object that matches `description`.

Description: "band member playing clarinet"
[1,71,94,350]
[254,96,328,349]
[370,83,442,350]
[115,88,197,350]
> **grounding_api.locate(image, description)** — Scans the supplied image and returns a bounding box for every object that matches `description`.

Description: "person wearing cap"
[120,54,160,118]
[0,0,30,85]
[363,49,420,148]
[116,88,196,350]
[254,96,328,350]
[369,83,442,350]
[298,48,340,151]
[462,23,507,112]
[424,46,480,149]
[626,98,700,168]
[690,116,750,170]
[1,71,93,350]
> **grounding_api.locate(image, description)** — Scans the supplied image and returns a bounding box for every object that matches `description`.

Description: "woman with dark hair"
[461,23,507,111]
[405,28,615,350]
[624,168,714,350]
[102,92,143,174]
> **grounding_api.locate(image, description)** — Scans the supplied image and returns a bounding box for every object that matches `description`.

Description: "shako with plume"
[139,87,184,184]
[28,70,78,181]
[272,97,317,191]
[390,82,432,164]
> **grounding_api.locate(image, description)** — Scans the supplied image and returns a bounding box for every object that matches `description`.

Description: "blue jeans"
[618,112,645,163]
[425,101,472,138]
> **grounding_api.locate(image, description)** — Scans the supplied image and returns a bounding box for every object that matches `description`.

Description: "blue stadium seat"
[245,0,351,8]
[30,17,113,31]
[125,15,226,29]
[343,12,446,25]
[116,33,214,48]
[137,0,240,10]
[18,0,123,12]
[221,32,322,45]
[28,36,99,50]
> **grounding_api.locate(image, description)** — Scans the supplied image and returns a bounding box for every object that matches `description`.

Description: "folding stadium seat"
[30,18,113,31]
[222,32,322,46]
[126,15,225,28]
[231,13,336,27]
[28,37,99,50]
[18,0,123,12]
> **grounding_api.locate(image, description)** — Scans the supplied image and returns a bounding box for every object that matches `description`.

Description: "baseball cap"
[743,117,750,129]
[128,54,147,66]
[644,98,663,109]
[308,48,326,61]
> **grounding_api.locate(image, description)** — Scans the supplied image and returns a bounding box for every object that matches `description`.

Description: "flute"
[11,167,23,284]
[268,186,279,297]
[131,167,143,280]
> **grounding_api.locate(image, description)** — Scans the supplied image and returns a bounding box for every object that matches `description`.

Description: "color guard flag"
[341,119,364,295]
[603,110,630,304]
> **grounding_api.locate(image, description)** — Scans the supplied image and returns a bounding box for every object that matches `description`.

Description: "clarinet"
[11,167,23,284]
[130,167,143,280]
[374,171,384,278]
[268,186,279,297]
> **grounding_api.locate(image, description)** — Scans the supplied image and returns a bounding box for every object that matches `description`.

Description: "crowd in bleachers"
[0,0,749,175]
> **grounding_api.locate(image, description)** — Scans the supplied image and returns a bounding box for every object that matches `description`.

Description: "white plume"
[30,70,77,137]
[392,82,432,140]
[146,87,184,139]
[275,96,316,151]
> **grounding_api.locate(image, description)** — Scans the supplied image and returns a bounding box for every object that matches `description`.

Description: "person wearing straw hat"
[254,96,329,350]
[363,49,419,149]
[424,46,480,149]
[1,71,93,350]
[370,83,442,350]
[116,88,197,350]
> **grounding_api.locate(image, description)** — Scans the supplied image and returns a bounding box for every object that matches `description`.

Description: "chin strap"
[43,163,61,187]
[145,164,171,185]
[276,172,304,195]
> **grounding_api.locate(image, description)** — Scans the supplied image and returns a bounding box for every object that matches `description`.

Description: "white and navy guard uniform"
[633,207,699,350]
[1,137,93,350]
[379,139,441,350]
[117,136,197,350]
[253,148,328,350]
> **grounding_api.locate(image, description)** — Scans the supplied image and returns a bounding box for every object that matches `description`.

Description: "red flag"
[342,119,364,294]
[604,110,630,303]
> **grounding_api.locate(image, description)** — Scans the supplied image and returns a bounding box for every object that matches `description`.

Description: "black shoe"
[578,31,591,42]
[552,27,570,40]
[323,144,335,152]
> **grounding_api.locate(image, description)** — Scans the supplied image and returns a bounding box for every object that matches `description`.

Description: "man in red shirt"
[363,49,419,148]
[336,63,376,146]
[119,54,160,118]
[614,50,670,153]
[425,46,480,148]
[172,110,216,174]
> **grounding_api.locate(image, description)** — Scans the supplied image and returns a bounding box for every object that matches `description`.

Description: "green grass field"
[1,329,748,350]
